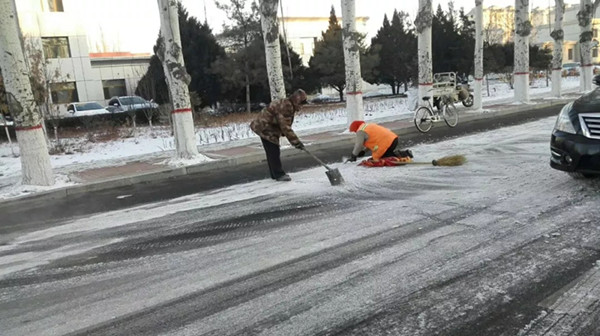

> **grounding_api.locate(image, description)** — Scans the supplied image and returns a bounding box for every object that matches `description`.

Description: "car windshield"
[119,97,147,105]
[76,102,104,111]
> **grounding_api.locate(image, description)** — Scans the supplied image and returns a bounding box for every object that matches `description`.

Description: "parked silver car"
[106,96,158,113]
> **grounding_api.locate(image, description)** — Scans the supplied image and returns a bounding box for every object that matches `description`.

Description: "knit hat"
[349,120,365,132]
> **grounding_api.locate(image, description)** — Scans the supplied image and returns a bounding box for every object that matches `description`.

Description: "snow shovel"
[302,148,344,186]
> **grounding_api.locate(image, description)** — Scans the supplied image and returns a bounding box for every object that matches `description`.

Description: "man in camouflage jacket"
[250,89,307,181]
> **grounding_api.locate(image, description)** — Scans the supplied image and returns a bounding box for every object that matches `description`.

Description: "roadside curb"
[0,98,572,207]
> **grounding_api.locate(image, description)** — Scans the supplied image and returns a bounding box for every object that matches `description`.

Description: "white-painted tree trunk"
[341,0,364,124]
[577,0,600,92]
[0,0,54,186]
[514,0,531,103]
[474,0,484,111]
[259,0,286,101]
[551,0,565,97]
[157,0,199,159]
[416,0,433,107]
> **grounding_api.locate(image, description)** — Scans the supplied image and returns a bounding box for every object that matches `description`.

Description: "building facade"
[278,16,369,65]
[468,4,600,66]
[14,0,151,116]
[535,4,600,65]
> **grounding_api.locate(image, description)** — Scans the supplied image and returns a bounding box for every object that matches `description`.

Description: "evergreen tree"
[137,3,225,107]
[215,35,318,105]
[431,3,475,76]
[309,7,346,101]
[529,45,552,72]
[484,42,551,89]
[368,10,417,94]
[309,6,373,101]
[214,0,261,112]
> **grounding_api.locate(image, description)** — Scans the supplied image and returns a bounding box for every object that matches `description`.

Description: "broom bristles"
[432,155,466,166]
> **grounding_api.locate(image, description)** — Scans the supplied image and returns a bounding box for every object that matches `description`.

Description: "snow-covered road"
[1,116,599,335]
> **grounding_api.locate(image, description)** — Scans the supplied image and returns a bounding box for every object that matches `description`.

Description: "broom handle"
[302,148,333,170]
[396,160,436,166]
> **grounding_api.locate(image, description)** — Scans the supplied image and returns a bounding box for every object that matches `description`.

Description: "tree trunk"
[551,0,564,98]
[577,0,598,92]
[245,72,251,113]
[132,115,137,138]
[474,0,484,111]
[514,0,531,103]
[259,0,286,101]
[0,0,54,186]
[156,0,199,159]
[341,0,364,125]
[416,0,433,107]
[486,73,490,96]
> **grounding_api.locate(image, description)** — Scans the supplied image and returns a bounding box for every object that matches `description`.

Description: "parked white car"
[106,96,159,113]
[66,102,109,117]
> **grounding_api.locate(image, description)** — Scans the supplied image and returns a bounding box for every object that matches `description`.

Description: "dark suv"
[550,77,600,178]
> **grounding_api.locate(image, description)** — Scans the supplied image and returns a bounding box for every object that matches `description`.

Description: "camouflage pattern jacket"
[250,98,301,146]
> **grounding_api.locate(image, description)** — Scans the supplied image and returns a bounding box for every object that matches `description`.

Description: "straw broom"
[400,154,467,167]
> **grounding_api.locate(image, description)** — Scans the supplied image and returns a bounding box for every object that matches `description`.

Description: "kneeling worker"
[347,120,413,162]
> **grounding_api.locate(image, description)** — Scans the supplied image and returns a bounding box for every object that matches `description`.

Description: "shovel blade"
[325,168,344,186]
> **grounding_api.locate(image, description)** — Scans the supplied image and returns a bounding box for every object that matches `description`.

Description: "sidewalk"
[0,92,579,204]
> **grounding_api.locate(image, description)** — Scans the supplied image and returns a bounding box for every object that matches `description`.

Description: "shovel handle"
[302,148,332,170]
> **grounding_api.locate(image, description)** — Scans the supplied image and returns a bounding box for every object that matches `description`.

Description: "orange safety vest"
[360,123,397,160]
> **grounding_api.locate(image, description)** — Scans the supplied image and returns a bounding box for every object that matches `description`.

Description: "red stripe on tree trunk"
[346,91,363,95]
[171,108,192,114]
[474,77,483,81]
[514,72,529,75]
[582,64,593,67]
[15,124,43,131]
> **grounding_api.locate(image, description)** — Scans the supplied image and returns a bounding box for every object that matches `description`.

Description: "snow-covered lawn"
[0,77,582,199]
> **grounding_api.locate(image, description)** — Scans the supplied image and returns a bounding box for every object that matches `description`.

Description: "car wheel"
[568,172,599,179]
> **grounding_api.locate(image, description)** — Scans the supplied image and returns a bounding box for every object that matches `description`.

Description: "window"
[594,48,599,58]
[50,82,78,104]
[119,96,146,105]
[42,37,70,59]
[568,48,573,61]
[102,79,126,99]
[47,0,64,12]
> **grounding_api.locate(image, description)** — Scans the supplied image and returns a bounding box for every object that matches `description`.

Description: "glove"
[357,150,366,157]
[347,154,358,162]
[294,142,305,150]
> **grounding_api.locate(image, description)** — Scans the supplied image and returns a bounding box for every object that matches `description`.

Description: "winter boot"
[394,149,413,159]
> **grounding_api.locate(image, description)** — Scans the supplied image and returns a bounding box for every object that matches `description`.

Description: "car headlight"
[554,102,576,134]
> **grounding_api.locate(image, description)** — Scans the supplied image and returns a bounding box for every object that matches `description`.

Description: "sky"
[75,0,582,55]
[179,0,582,40]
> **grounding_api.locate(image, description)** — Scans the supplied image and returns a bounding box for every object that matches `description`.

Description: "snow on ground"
[2,114,599,336]
[0,115,573,269]
[0,77,582,200]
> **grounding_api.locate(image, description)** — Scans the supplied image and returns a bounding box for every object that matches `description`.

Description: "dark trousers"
[381,137,399,158]
[260,138,286,179]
